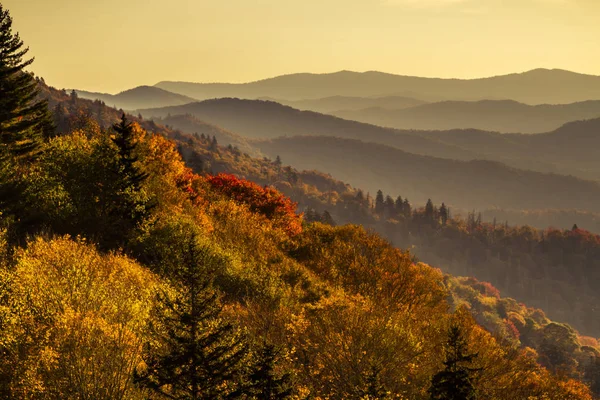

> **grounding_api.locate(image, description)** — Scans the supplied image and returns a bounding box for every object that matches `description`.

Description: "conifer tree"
[106,114,153,246]
[439,203,448,226]
[395,195,403,216]
[246,342,294,399]
[0,4,53,157]
[429,324,479,400]
[402,198,411,217]
[321,210,336,226]
[135,236,248,399]
[375,190,385,215]
[425,199,435,220]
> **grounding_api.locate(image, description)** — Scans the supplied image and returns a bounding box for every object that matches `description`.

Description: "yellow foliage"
[1,236,161,398]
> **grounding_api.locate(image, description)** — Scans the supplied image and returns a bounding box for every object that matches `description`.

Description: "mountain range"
[155,68,600,104]
[332,99,600,134]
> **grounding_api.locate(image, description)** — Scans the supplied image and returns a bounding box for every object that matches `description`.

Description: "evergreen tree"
[375,190,385,215]
[395,195,403,216]
[356,189,365,205]
[429,324,479,400]
[135,236,248,399]
[106,114,153,247]
[0,4,54,158]
[246,342,294,399]
[210,135,218,150]
[402,198,411,218]
[439,203,448,226]
[321,210,336,226]
[384,195,395,219]
[425,199,435,221]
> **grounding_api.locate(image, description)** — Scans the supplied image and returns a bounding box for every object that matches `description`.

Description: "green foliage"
[134,235,248,399]
[0,5,53,158]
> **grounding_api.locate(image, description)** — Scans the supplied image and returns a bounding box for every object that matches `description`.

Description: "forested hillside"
[138,98,600,183]
[254,135,600,214]
[2,3,599,398]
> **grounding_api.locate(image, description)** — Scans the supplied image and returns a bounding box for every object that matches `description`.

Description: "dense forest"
[2,3,600,399]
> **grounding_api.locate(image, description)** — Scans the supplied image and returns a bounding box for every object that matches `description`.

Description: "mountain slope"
[332,99,600,134]
[254,135,600,214]
[137,98,480,161]
[155,68,600,104]
[75,85,197,110]
[267,95,428,113]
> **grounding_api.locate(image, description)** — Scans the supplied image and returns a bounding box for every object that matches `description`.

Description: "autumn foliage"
[207,173,302,236]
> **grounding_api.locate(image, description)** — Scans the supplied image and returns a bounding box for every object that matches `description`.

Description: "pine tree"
[425,199,435,221]
[246,342,294,399]
[429,324,479,400]
[135,236,248,399]
[439,203,448,226]
[0,4,54,158]
[105,114,152,247]
[402,198,411,218]
[375,190,385,215]
[321,210,336,226]
[395,195,403,216]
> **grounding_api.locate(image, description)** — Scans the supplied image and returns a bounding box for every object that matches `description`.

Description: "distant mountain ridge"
[155,68,600,104]
[254,135,600,215]
[332,99,600,133]
[137,98,600,182]
[75,85,198,110]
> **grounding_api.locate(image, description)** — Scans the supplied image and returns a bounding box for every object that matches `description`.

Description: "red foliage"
[462,277,501,299]
[207,173,302,236]
[504,318,521,340]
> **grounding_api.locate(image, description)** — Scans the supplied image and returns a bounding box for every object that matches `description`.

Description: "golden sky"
[5,0,600,93]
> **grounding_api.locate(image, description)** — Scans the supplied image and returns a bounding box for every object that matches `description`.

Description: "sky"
[4,0,600,93]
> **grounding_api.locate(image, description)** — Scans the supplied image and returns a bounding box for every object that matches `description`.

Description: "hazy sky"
[5,0,600,93]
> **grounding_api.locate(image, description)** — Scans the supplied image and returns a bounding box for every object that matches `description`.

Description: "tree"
[0,4,54,158]
[375,190,385,215]
[395,195,403,216]
[246,342,294,399]
[429,324,479,400]
[384,195,395,219]
[402,198,411,217]
[135,236,248,399]
[321,210,336,226]
[425,199,435,221]
[105,114,153,246]
[439,203,448,226]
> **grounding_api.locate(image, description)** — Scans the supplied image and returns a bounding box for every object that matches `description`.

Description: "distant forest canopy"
[254,135,600,215]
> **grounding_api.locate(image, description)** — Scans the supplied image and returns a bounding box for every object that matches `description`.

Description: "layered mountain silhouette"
[137,98,600,181]
[264,95,428,114]
[332,99,600,134]
[75,85,198,110]
[155,68,600,104]
[137,98,480,161]
[254,135,600,214]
